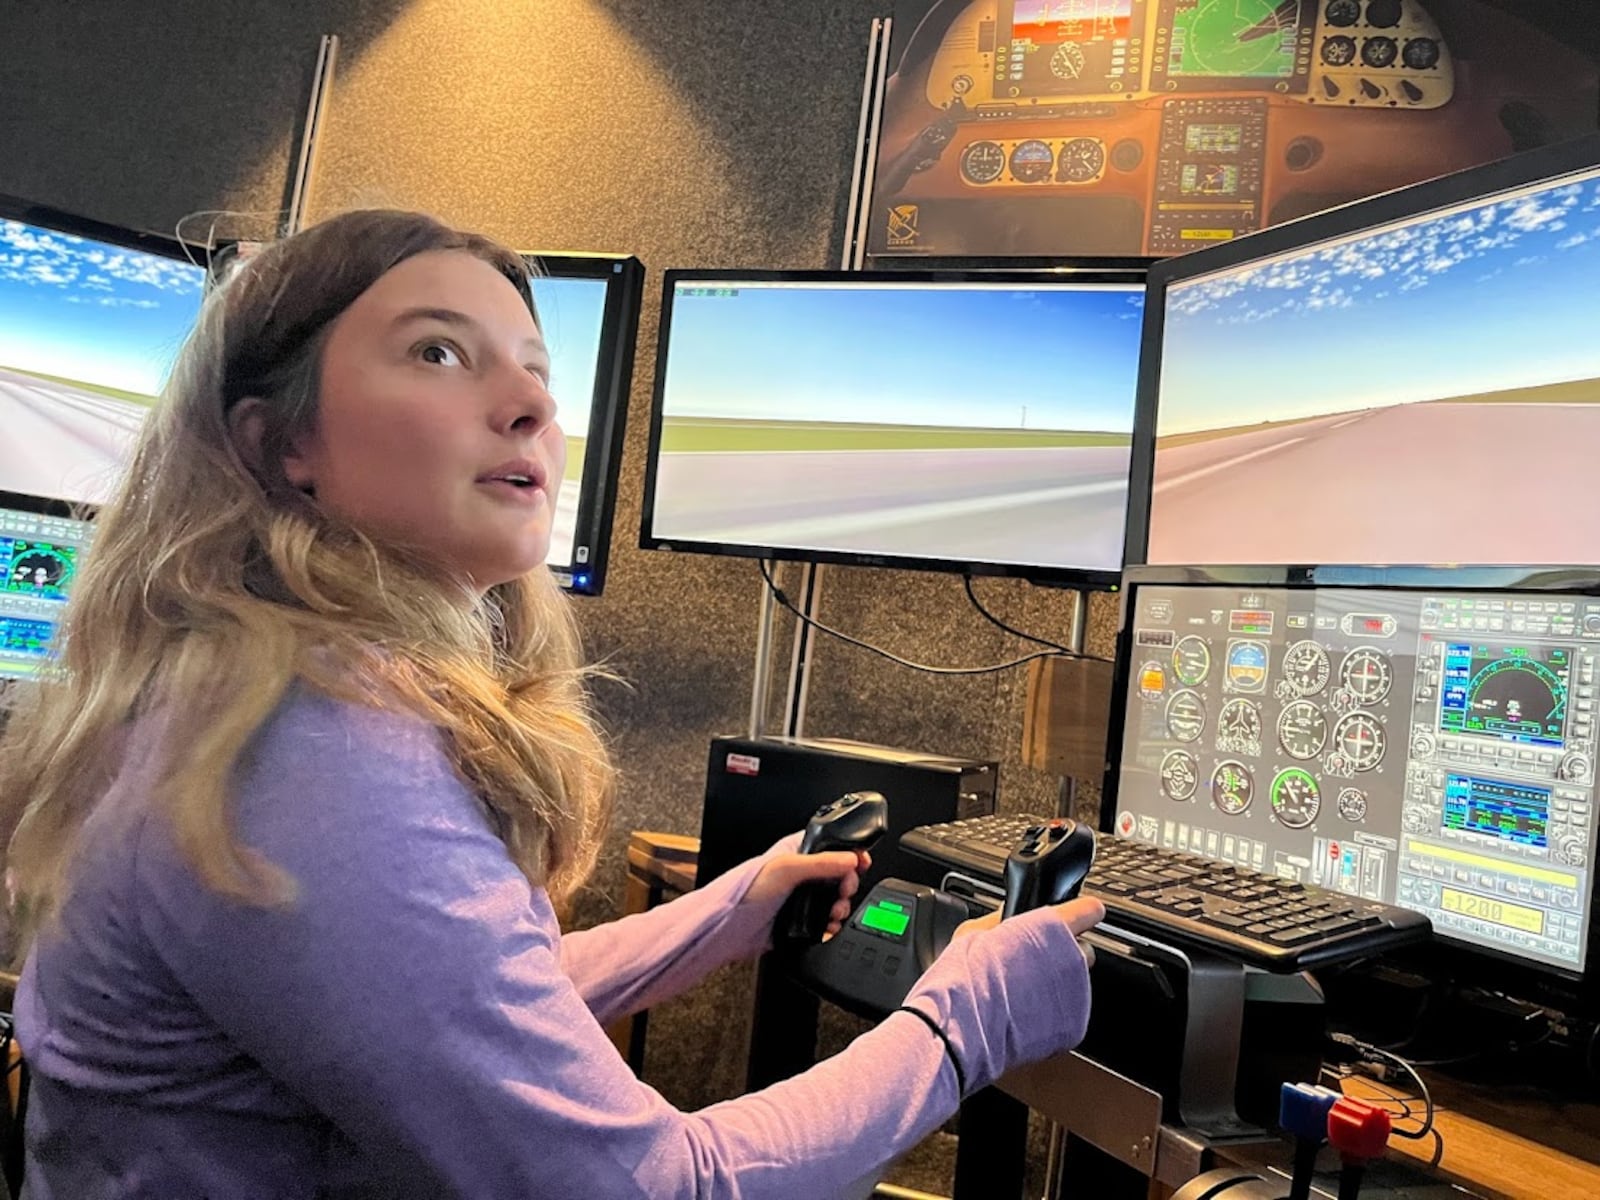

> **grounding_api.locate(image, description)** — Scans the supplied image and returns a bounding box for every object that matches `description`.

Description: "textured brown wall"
[1,2,1115,1187]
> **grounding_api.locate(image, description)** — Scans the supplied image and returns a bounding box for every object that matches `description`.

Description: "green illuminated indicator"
[860,900,911,937]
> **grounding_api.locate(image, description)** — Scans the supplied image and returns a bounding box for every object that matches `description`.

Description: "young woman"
[0,210,1104,1198]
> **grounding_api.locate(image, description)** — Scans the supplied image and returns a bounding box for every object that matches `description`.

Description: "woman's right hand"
[951,896,1104,967]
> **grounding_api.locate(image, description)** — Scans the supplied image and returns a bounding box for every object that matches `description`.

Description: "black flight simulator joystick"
[787,812,1098,1019]
[1002,818,1097,919]
[778,791,890,944]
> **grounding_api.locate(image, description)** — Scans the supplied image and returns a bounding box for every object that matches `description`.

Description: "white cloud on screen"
[1168,175,1600,323]
[0,220,202,296]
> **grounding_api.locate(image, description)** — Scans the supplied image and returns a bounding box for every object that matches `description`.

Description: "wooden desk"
[1336,1073,1600,1200]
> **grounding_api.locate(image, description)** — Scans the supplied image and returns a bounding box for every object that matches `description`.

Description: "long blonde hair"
[1,210,615,956]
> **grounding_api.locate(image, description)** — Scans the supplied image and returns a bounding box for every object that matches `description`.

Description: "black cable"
[961,574,1073,654]
[758,560,1072,677]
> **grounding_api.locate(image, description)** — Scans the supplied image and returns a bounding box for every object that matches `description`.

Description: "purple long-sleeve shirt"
[15,687,1092,1198]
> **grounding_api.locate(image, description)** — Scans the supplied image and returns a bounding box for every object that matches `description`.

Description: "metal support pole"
[284,35,339,236]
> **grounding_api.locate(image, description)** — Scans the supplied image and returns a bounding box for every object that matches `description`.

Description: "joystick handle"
[1001,817,1096,919]
[778,791,889,944]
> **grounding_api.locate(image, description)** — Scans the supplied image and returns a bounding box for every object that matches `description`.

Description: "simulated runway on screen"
[1148,402,1600,564]
[0,366,145,503]
[652,444,1130,569]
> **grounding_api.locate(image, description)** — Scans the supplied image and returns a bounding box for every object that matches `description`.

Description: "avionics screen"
[1159,0,1306,80]
[1147,157,1600,567]
[643,274,1144,581]
[1113,581,1599,974]
[996,1,1145,97]
[0,211,204,506]
[529,273,606,580]
[0,501,92,681]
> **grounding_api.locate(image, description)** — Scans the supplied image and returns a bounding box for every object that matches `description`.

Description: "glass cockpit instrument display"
[0,500,92,681]
[1148,0,1314,93]
[1114,582,1598,975]
[865,0,1593,258]
[993,1,1149,98]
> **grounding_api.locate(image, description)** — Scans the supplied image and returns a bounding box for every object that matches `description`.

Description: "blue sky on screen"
[0,220,204,398]
[662,282,1144,432]
[529,274,605,436]
[1159,166,1600,435]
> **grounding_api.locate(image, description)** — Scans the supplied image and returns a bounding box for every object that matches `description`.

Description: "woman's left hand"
[745,848,872,938]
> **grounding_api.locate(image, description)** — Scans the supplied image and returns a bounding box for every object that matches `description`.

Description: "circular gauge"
[1217,698,1262,754]
[1337,787,1368,822]
[1361,37,1399,68]
[1320,36,1357,67]
[1008,139,1055,184]
[1277,700,1329,760]
[1402,37,1440,70]
[1166,689,1206,742]
[1226,640,1269,693]
[1172,636,1212,686]
[1325,0,1361,27]
[1333,711,1387,772]
[1160,749,1199,801]
[1051,41,1087,80]
[1057,137,1105,184]
[1282,640,1331,696]
[1211,760,1254,815]
[1365,0,1402,28]
[1137,661,1168,700]
[959,140,1006,185]
[1339,648,1393,705]
[1270,768,1321,830]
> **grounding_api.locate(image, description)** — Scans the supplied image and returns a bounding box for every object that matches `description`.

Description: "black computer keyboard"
[900,813,1432,972]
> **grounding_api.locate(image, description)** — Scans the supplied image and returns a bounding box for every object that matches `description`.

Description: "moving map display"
[868,0,1596,257]
[1146,158,1600,566]
[643,275,1144,580]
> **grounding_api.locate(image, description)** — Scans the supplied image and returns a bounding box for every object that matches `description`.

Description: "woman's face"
[285,250,565,592]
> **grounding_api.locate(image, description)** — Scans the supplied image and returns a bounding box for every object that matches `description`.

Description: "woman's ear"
[228,397,315,491]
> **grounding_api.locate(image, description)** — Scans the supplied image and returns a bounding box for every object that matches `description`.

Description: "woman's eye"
[418,341,462,367]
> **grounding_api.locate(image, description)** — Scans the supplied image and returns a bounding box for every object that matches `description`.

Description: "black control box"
[698,735,998,891]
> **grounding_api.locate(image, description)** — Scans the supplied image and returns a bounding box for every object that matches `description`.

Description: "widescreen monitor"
[640,269,1147,588]
[0,195,206,507]
[0,492,93,682]
[525,254,643,595]
[1106,566,1600,985]
[1127,133,1600,569]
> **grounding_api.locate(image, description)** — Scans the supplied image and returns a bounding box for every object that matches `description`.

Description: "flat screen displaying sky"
[1146,162,1600,567]
[1158,165,1600,435]
[649,278,1144,576]
[0,218,204,504]
[662,280,1144,432]
[529,273,605,441]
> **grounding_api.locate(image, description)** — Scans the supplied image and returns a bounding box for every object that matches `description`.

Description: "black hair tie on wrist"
[896,1006,967,1099]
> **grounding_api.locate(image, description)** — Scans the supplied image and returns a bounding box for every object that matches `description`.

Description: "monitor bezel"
[1100,563,1600,1006]
[525,253,645,597]
[1122,131,1600,570]
[639,266,1149,590]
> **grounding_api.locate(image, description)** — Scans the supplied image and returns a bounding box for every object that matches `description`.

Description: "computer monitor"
[1126,132,1600,568]
[0,492,93,682]
[0,195,206,507]
[526,254,643,595]
[1106,566,1600,984]
[640,268,1147,588]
